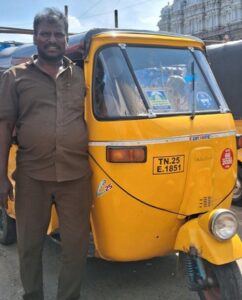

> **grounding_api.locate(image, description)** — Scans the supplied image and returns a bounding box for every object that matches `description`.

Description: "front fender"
[175,218,242,265]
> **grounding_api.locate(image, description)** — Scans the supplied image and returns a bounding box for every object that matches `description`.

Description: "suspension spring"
[184,254,200,291]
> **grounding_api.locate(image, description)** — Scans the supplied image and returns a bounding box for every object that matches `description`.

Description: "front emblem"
[220,148,233,169]
[96,179,113,197]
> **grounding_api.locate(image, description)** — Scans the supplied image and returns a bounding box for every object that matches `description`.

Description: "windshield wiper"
[190,60,196,120]
[188,47,196,120]
[118,43,151,112]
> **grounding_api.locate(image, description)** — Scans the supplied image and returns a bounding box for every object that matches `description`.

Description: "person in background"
[0,7,92,300]
[166,75,189,111]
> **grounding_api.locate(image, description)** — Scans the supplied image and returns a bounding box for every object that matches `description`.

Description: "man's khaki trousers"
[15,169,92,300]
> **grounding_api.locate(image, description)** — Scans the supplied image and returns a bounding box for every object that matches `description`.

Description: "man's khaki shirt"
[0,56,91,182]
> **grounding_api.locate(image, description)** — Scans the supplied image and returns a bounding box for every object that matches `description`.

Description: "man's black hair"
[33,7,68,35]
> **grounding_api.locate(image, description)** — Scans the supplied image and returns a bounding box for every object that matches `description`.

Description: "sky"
[0,0,170,43]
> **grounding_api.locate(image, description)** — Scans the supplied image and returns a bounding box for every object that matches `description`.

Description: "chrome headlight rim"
[209,209,238,241]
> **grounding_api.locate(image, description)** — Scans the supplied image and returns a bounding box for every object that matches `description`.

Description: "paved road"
[1,206,242,300]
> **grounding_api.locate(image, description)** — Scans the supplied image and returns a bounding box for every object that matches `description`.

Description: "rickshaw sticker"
[196,91,215,109]
[96,179,113,197]
[220,148,233,169]
[153,155,185,175]
[190,134,211,141]
[145,90,171,111]
[184,74,198,82]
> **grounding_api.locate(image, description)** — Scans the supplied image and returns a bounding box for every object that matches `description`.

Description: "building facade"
[158,0,242,41]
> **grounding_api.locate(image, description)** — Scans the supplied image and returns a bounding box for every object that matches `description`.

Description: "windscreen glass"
[93,45,228,119]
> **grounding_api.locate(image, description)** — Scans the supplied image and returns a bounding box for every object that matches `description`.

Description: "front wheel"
[232,164,242,206]
[232,177,242,205]
[183,253,242,300]
[198,260,242,300]
[0,207,17,245]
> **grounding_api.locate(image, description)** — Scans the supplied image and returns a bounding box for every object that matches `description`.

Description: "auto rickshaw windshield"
[93,45,229,119]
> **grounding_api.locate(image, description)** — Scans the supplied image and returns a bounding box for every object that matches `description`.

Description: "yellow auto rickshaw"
[1,29,242,299]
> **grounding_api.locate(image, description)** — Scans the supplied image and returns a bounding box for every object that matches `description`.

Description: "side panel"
[90,158,184,261]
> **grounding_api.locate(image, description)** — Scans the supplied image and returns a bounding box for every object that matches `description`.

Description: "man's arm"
[0,120,15,208]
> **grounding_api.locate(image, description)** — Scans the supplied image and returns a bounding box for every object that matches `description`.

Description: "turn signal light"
[106,146,147,163]
[236,134,242,149]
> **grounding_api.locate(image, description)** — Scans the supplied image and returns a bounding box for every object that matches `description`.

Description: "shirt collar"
[27,55,73,69]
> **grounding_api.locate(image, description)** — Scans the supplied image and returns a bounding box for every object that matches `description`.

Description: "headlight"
[210,209,238,240]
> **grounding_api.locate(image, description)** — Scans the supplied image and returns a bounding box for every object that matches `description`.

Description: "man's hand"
[0,176,14,209]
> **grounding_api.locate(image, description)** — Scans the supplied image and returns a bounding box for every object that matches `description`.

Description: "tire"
[233,165,242,206]
[0,207,17,245]
[197,260,242,300]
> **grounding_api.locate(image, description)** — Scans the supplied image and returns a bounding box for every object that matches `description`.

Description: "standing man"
[0,7,92,300]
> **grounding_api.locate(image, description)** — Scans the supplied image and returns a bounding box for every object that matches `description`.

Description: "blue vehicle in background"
[0,43,35,76]
[0,41,23,52]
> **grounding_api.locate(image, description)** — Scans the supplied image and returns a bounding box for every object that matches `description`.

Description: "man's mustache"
[44,44,61,49]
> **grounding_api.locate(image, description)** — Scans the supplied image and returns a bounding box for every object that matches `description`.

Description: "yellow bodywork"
[6,31,242,263]
[175,222,242,265]
[7,145,17,219]
[87,112,238,261]
[175,212,242,265]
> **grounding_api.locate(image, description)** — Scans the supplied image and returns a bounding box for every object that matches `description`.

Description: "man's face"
[34,20,67,62]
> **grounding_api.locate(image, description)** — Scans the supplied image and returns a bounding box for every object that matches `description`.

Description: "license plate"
[153,155,185,175]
